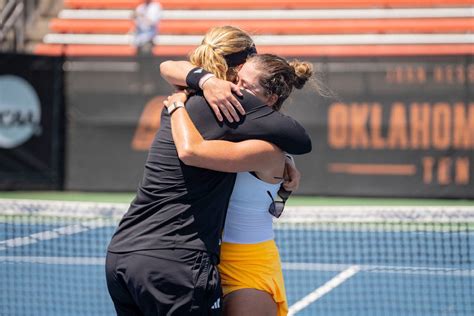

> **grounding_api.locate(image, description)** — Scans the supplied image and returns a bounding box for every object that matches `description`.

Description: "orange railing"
[48,18,474,35]
[34,0,474,57]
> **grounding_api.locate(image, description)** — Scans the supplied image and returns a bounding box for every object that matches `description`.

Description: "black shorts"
[105,249,222,316]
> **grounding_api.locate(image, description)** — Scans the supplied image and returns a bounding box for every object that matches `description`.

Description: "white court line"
[0,219,109,251]
[288,265,361,316]
[283,262,352,271]
[282,262,474,277]
[0,198,127,217]
[0,256,104,265]
[1,258,472,278]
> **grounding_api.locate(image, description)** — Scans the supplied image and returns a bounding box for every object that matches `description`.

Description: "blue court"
[1,216,473,316]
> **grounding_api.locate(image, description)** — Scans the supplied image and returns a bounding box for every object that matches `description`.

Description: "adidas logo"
[211,298,221,310]
[194,68,203,73]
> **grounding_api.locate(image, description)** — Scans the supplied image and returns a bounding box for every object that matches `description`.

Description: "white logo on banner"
[0,75,41,148]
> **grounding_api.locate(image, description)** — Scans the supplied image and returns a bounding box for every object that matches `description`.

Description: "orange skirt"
[219,240,288,316]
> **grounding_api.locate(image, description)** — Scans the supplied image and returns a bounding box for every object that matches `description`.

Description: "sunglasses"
[266,186,292,218]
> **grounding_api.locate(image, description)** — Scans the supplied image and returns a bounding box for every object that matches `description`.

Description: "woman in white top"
[163,53,313,316]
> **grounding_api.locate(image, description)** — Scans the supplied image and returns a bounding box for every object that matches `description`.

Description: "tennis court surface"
[1,199,473,315]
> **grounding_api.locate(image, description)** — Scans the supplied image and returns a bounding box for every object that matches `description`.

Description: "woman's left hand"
[202,77,245,123]
[164,90,188,109]
[283,156,300,191]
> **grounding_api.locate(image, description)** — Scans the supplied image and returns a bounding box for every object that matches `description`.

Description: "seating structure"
[34,0,474,56]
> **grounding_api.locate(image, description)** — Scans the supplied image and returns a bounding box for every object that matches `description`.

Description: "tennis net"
[1,199,473,316]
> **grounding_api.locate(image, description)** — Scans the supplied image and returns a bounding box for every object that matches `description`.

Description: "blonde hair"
[189,25,255,81]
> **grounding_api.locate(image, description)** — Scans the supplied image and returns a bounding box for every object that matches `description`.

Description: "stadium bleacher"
[33,0,474,57]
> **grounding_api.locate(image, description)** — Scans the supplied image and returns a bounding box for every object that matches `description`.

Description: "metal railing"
[0,0,40,52]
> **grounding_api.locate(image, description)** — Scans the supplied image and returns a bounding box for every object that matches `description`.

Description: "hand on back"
[202,77,245,123]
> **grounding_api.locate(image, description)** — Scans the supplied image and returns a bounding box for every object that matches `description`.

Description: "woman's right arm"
[164,92,284,174]
[159,60,244,122]
[159,60,195,87]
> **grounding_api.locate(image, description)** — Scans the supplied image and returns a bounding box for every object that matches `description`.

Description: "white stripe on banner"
[288,265,361,315]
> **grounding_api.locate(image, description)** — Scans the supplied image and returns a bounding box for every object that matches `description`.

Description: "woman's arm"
[283,156,301,191]
[159,60,195,87]
[159,60,244,122]
[164,91,284,173]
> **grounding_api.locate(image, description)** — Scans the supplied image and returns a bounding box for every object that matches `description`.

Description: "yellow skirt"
[219,240,288,316]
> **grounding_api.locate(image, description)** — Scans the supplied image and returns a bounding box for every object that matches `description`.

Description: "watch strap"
[167,101,185,115]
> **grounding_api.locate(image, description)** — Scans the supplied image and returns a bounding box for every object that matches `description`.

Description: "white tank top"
[222,172,281,244]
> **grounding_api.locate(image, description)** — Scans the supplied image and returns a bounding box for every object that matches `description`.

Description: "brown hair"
[189,26,255,81]
[247,54,313,111]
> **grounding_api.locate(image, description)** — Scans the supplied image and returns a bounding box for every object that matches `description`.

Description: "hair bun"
[289,60,313,89]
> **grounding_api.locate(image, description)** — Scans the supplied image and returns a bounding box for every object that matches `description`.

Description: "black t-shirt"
[108,91,311,257]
